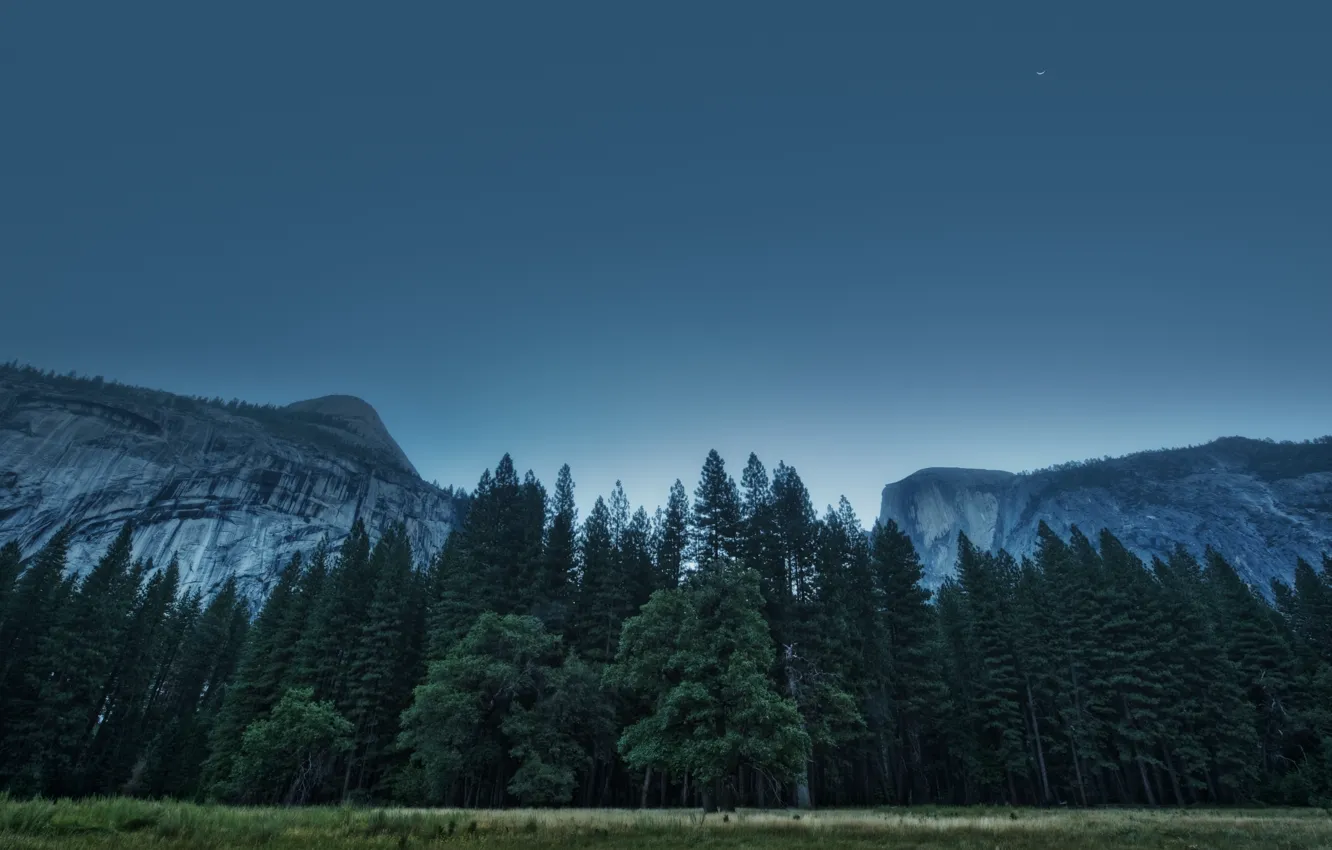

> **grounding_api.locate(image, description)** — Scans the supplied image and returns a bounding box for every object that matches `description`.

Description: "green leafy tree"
[232,687,353,805]
[611,563,810,811]
[399,613,602,806]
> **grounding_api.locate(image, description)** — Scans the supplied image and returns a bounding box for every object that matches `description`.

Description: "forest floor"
[2,796,1331,849]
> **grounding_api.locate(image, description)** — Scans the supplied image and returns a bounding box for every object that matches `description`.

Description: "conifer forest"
[3,449,1332,813]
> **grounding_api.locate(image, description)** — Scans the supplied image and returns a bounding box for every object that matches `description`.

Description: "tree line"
[2,449,1331,809]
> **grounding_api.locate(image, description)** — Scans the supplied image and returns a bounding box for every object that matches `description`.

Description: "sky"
[2,2,1330,524]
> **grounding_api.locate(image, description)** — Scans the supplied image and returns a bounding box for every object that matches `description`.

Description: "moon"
[1037,70,1046,75]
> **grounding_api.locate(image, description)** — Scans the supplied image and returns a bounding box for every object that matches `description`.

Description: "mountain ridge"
[879,435,1332,590]
[0,363,461,600]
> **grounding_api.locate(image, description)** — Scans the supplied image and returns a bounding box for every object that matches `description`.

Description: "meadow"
[2,797,1331,850]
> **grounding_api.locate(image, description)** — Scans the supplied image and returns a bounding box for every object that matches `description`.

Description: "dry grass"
[2,796,1330,849]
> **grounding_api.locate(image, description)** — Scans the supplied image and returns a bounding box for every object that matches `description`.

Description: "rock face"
[0,366,462,602]
[879,437,1332,591]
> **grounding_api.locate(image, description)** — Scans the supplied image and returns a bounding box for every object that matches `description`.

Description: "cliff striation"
[0,366,461,601]
[879,437,1332,590]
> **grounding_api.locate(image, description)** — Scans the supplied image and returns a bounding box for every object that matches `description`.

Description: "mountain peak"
[285,395,418,477]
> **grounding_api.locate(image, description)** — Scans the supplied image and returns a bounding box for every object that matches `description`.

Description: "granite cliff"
[879,437,1332,591]
[0,365,462,601]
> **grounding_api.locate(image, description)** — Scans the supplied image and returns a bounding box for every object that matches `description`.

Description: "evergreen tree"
[690,450,742,567]
[571,497,620,664]
[770,463,818,610]
[12,523,141,796]
[0,527,74,761]
[292,521,374,704]
[739,454,785,643]
[0,539,20,627]
[655,480,689,589]
[1151,547,1258,802]
[868,519,949,804]
[204,552,306,798]
[344,523,418,799]
[81,558,181,795]
[1204,548,1298,790]
[136,577,250,798]
[620,506,657,613]
[953,534,1028,803]
[541,464,579,631]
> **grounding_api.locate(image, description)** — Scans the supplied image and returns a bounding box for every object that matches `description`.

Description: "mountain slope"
[878,437,1332,590]
[0,365,461,600]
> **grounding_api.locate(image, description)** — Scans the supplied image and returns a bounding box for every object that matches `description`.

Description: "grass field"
[2,796,1331,849]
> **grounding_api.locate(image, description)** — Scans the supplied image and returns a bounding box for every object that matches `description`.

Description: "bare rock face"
[286,394,419,477]
[0,366,461,601]
[879,437,1332,592]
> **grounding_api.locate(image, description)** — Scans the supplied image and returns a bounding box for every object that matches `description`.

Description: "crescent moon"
[1037,70,1046,75]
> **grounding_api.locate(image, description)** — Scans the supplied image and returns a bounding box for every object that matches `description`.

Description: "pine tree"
[137,577,250,798]
[541,464,578,632]
[203,552,306,798]
[655,480,689,589]
[1204,548,1297,789]
[1150,546,1258,802]
[770,463,818,609]
[620,507,657,614]
[292,521,374,705]
[869,519,949,804]
[690,450,742,567]
[0,528,73,748]
[81,558,181,795]
[571,497,620,664]
[344,523,417,799]
[1095,530,1167,806]
[1031,522,1105,805]
[513,470,550,616]
[953,534,1028,803]
[0,539,20,626]
[15,522,141,795]
[739,455,785,643]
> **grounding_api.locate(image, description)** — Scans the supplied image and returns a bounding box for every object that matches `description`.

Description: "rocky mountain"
[878,436,1332,592]
[0,365,463,601]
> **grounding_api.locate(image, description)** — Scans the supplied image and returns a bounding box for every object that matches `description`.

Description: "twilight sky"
[2,2,1330,524]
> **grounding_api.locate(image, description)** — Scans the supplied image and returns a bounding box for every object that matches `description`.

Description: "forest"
[2,449,1331,811]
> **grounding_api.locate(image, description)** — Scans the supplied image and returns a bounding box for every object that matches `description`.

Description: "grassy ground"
[2,796,1330,849]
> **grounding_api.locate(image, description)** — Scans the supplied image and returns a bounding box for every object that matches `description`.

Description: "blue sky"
[3,2,1329,522]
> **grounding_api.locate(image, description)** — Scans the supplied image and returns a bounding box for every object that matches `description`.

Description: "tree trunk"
[1163,748,1185,806]
[1024,680,1051,804]
[1066,727,1088,806]
[784,646,813,809]
[702,786,717,813]
[908,725,928,805]
[1135,750,1158,806]
[640,767,652,809]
